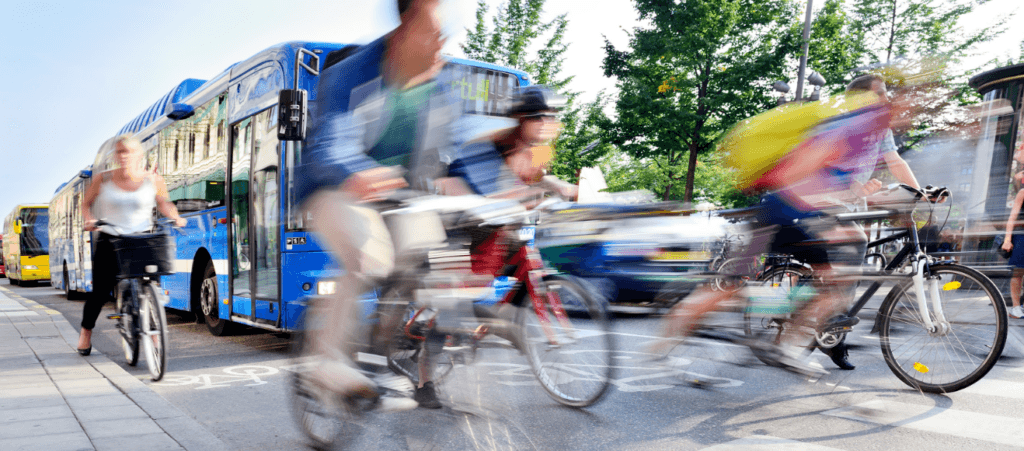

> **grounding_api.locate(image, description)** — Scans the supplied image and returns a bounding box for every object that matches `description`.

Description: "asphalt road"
[11,278,1024,451]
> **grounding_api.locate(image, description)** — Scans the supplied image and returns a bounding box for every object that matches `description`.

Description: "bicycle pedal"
[107,314,123,320]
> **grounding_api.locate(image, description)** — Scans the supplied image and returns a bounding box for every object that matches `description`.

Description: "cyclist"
[814,74,927,370]
[648,87,907,376]
[293,0,469,410]
[447,85,578,201]
[77,135,187,356]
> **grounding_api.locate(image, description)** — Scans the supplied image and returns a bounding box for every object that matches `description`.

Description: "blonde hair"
[114,134,143,153]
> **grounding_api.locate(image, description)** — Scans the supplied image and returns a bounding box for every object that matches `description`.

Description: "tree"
[603,0,801,202]
[848,0,1003,67]
[461,0,573,91]
[461,0,612,180]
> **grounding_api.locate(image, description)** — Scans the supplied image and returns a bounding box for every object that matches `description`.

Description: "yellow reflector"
[942,281,961,291]
[913,362,929,373]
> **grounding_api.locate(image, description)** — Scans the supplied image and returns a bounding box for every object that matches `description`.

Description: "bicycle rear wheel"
[519,275,613,407]
[879,263,1007,393]
[116,284,140,367]
[139,281,168,381]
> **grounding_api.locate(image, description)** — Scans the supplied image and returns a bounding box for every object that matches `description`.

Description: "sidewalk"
[0,286,228,451]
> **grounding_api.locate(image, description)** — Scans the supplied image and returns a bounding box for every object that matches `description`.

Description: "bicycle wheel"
[879,263,1007,393]
[518,275,613,407]
[288,331,349,450]
[744,266,810,366]
[139,282,168,381]
[713,256,760,291]
[116,284,140,366]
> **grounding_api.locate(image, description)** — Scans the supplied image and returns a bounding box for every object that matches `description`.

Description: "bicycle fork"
[512,246,575,346]
[911,257,949,335]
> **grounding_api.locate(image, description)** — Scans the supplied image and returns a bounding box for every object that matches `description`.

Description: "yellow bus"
[3,204,51,285]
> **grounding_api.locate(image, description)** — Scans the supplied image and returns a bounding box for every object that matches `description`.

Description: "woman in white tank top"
[76,135,186,356]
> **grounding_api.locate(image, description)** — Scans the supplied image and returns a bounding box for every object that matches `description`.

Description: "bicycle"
[290,192,613,449]
[746,184,1007,393]
[99,219,175,382]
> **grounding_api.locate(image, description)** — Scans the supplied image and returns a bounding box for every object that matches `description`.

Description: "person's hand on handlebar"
[341,166,409,202]
[84,219,99,232]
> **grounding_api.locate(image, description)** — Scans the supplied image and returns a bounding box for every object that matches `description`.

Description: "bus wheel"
[10,278,19,286]
[64,264,79,300]
[200,262,231,336]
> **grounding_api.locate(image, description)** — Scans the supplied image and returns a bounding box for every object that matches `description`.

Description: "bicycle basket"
[108,232,175,278]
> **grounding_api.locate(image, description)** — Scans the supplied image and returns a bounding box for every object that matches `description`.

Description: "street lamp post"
[795,0,814,100]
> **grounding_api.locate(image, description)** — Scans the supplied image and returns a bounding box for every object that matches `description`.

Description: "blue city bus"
[83,41,528,335]
[49,166,94,299]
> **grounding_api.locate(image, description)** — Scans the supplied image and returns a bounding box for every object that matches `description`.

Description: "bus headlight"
[23,265,38,270]
[317,281,337,295]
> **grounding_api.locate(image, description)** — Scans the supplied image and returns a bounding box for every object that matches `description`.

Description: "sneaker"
[771,344,829,378]
[310,358,377,399]
[1010,306,1024,319]
[376,396,420,412]
[413,381,443,409]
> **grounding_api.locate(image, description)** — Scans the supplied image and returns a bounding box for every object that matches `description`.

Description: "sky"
[1,0,1021,221]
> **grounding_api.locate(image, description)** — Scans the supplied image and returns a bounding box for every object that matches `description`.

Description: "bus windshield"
[19,208,48,256]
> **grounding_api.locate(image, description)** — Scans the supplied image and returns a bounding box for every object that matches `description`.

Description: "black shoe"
[822,343,855,370]
[77,347,91,356]
[413,382,443,409]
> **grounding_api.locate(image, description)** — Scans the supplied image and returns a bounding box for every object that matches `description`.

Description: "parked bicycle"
[98,219,176,382]
[290,192,613,449]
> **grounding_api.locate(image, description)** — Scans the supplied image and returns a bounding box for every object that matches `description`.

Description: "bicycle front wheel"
[139,282,168,381]
[519,275,613,407]
[879,263,1007,393]
[116,284,140,366]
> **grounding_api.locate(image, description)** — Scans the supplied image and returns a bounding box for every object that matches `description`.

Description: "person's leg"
[647,286,734,357]
[79,234,116,352]
[305,190,396,395]
[1010,268,1024,318]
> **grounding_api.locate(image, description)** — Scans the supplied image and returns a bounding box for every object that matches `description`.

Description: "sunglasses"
[523,112,558,120]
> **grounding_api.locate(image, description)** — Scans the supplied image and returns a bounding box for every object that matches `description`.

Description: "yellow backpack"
[721,92,880,189]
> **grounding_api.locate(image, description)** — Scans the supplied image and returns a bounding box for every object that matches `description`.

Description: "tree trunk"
[685,141,699,203]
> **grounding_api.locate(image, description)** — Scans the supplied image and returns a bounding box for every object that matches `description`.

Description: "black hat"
[509,86,566,116]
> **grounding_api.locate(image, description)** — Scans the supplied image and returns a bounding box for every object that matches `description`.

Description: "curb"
[0,285,230,451]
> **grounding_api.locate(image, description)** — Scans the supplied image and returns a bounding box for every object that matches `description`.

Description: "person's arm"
[1003,189,1024,252]
[81,173,103,231]
[882,151,920,190]
[152,174,187,228]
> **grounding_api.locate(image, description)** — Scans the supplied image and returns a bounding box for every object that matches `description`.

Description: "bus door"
[228,109,281,326]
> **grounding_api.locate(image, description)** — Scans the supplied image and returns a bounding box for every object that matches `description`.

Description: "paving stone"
[0,355,42,368]
[127,391,185,420]
[155,416,229,451]
[0,416,83,439]
[55,379,120,398]
[64,393,136,411]
[0,404,74,423]
[81,417,163,440]
[74,403,148,422]
[92,432,183,451]
[48,366,103,381]
[0,431,94,451]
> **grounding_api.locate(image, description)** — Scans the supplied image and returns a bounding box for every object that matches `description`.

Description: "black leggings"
[82,233,118,330]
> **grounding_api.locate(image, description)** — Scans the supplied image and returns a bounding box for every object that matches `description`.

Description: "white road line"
[959,378,1024,400]
[823,399,1020,447]
[700,435,844,450]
